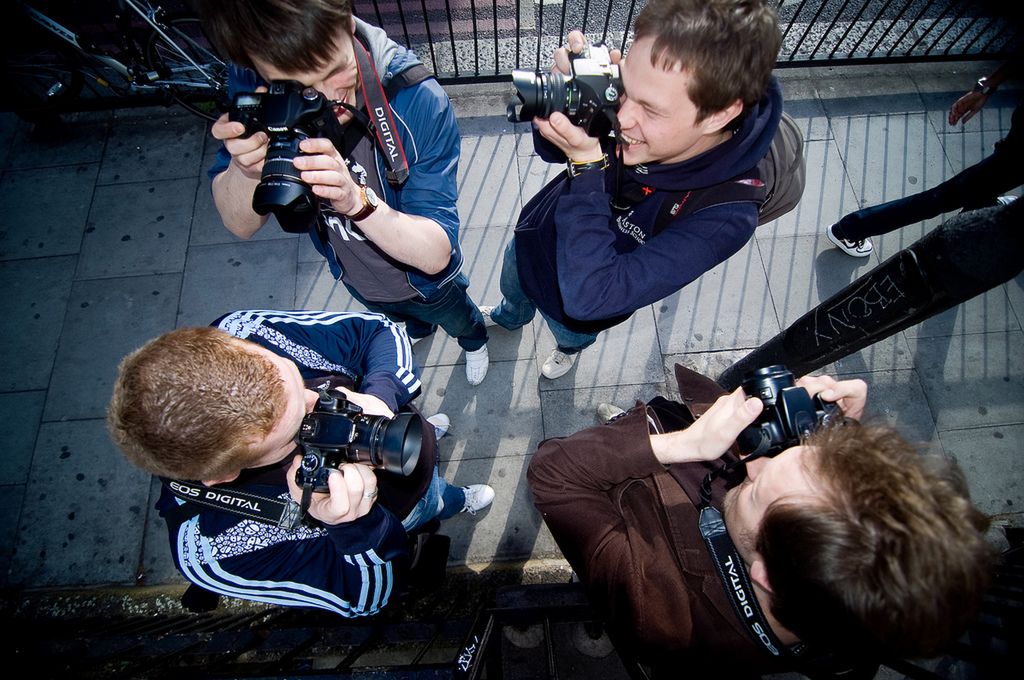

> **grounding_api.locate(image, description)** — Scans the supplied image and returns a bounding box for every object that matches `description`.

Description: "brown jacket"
[528,366,785,675]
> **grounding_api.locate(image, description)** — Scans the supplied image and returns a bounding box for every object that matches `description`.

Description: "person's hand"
[292,137,365,217]
[286,456,380,525]
[331,386,395,419]
[795,374,867,420]
[949,90,988,126]
[650,388,764,465]
[211,87,269,181]
[536,30,621,163]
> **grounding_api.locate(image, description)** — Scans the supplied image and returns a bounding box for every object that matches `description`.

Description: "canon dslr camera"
[507,41,622,137]
[295,389,422,494]
[230,80,345,233]
[735,365,839,458]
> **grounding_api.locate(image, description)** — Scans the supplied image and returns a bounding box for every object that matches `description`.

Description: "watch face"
[365,187,380,207]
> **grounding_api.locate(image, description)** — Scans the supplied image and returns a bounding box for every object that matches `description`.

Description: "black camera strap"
[161,478,304,530]
[698,502,794,659]
[351,39,412,186]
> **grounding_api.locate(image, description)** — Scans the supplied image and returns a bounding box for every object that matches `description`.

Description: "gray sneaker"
[542,349,578,379]
[596,402,626,424]
[478,305,499,328]
[427,413,450,440]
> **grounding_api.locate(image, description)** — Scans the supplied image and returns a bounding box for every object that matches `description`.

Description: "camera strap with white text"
[161,478,303,530]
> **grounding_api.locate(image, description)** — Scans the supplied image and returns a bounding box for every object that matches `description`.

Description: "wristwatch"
[973,77,996,96]
[348,185,380,222]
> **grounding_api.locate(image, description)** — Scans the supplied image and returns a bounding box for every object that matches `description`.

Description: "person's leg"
[412,274,488,353]
[489,238,538,330]
[537,312,599,379]
[342,282,436,340]
[401,465,445,532]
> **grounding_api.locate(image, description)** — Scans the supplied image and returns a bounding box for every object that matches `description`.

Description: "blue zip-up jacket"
[209,19,463,299]
[156,309,421,616]
[516,78,783,329]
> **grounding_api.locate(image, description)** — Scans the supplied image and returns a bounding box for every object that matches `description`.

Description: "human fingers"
[817,378,867,420]
[285,454,305,502]
[341,391,395,419]
[610,48,622,65]
[211,112,245,141]
[566,30,587,54]
[692,388,764,457]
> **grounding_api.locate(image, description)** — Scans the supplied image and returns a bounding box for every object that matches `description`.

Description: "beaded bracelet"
[567,154,610,178]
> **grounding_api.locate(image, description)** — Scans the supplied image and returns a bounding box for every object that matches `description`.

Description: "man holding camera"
[483,0,786,379]
[528,365,994,675]
[108,309,494,615]
[198,0,491,386]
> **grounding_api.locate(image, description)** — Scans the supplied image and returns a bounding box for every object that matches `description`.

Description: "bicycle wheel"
[0,46,83,118]
[144,15,227,121]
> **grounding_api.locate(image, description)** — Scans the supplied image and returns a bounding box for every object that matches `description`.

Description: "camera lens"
[252,132,317,233]
[740,365,795,407]
[507,69,569,123]
[348,412,422,476]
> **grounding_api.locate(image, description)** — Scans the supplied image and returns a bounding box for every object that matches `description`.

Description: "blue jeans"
[400,465,465,531]
[345,273,488,352]
[490,238,598,354]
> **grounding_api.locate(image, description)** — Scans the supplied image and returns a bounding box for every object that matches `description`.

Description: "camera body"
[229,80,345,233]
[507,42,623,137]
[735,365,839,458]
[295,389,421,493]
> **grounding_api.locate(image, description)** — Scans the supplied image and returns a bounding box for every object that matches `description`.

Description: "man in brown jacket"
[528,365,994,676]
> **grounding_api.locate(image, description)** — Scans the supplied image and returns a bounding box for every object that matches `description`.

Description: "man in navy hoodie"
[482,0,784,379]
[198,1,491,386]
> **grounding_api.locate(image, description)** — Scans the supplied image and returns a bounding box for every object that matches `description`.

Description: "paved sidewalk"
[0,61,1021,603]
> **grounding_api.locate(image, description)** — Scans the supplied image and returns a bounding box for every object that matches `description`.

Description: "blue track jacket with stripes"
[156,309,421,616]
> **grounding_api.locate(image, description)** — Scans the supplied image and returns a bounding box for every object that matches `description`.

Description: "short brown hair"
[107,327,288,480]
[633,0,781,121]
[757,422,994,658]
[196,0,354,72]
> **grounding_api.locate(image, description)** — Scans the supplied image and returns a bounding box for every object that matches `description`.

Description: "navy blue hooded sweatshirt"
[515,78,783,332]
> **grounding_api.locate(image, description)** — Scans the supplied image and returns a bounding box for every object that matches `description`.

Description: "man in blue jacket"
[107,309,494,616]
[198,1,490,385]
[482,0,784,379]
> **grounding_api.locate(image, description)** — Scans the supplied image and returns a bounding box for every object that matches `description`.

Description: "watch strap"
[348,185,377,222]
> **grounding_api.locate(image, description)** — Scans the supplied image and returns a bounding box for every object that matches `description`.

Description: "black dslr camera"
[230,80,345,233]
[735,365,839,458]
[507,42,623,137]
[295,389,422,494]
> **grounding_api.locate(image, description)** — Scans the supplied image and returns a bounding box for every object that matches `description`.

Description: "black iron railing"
[353,0,1022,83]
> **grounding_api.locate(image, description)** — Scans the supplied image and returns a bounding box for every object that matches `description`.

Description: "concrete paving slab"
[831,112,953,209]
[920,86,1021,139]
[855,368,943,455]
[908,329,1024,432]
[3,117,109,170]
[458,120,522,229]
[96,112,206,185]
[0,484,25,588]
[295,260,367,312]
[415,358,543,463]
[43,273,181,421]
[77,177,196,278]
[0,163,98,260]
[539,382,665,440]
[663,350,753,391]
[940,423,1024,523]
[1005,272,1024,331]
[0,112,18,169]
[0,390,46,486]
[901,285,1016,339]
[656,241,778,354]
[0,255,76,391]
[439,452,557,565]
[779,95,832,141]
[9,418,150,588]
[759,137,860,238]
[816,74,926,118]
[176,239,297,327]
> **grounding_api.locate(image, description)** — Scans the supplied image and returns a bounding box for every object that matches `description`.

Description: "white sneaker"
[478,305,499,328]
[826,224,873,257]
[596,402,626,424]
[426,413,450,440]
[460,484,495,515]
[996,195,1018,206]
[541,349,577,379]
[465,345,489,385]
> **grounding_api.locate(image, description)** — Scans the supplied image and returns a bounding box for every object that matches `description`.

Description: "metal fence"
[354,0,1022,83]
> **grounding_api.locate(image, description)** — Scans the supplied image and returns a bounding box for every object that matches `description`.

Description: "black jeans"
[834,102,1023,242]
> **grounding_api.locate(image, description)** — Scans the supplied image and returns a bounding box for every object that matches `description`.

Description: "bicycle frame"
[17,0,220,92]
